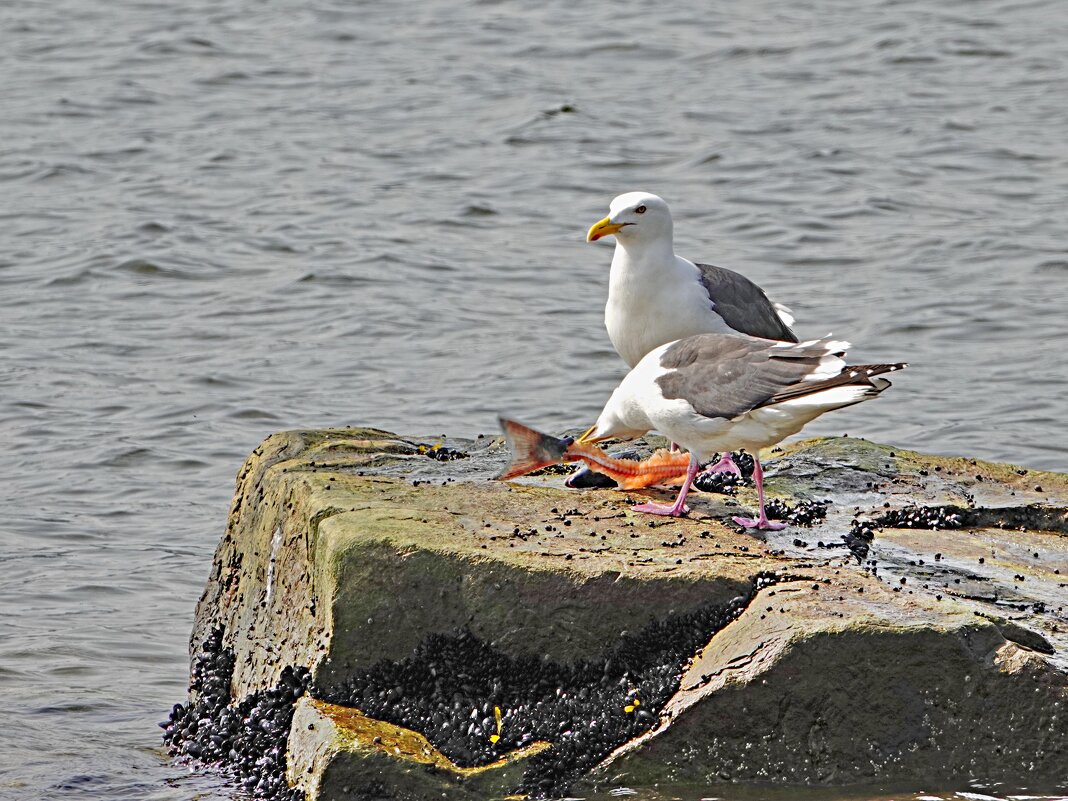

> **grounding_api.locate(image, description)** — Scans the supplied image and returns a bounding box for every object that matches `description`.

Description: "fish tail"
[495,418,572,481]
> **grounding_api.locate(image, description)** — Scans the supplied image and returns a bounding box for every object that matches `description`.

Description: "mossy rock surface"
[187,428,1068,798]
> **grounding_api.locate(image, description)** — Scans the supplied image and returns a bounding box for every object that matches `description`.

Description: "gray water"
[2,0,1067,799]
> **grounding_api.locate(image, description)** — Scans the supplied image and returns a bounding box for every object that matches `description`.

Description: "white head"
[586,191,673,246]
[582,380,652,443]
[585,403,638,443]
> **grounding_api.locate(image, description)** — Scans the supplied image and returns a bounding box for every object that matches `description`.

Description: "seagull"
[587,191,798,369]
[578,332,906,528]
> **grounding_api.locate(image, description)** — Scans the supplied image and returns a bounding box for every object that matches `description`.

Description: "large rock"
[185,428,1068,799]
[587,576,1064,788]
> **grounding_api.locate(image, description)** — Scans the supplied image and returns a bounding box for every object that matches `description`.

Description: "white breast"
[606,253,730,367]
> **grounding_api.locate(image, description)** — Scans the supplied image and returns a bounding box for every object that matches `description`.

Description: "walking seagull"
[578,332,906,529]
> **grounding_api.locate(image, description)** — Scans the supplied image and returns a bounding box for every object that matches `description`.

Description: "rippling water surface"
[2,0,1066,798]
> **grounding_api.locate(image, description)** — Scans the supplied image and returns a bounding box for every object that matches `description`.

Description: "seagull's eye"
[634,205,647,214]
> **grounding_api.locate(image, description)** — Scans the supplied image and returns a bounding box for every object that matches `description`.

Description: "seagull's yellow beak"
[587,216,624,242]
[577,424,602,444]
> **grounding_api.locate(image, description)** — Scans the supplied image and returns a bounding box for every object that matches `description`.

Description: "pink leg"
[732,458,787,530]
[698,452,741,479]
[632,453,700,517]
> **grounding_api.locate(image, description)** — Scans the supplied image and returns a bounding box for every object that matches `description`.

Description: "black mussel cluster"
[320,574,778,799]
[762,498,829,527]
[843,505,966,562]
[844,519,876,562]
[691,451,755,495]
[874,505,964,530]
[417,443,468,461]
[728,451,756,479]
[691,470,740,495]
[162,628,310,801]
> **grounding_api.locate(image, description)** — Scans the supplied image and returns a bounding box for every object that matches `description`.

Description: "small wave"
[195,70,251,86]
[138,36,221,56]
[943,43,1013,58]
[987,146,1050,162]
[80,147,147,162]
[462,204,498,217]
[30,163,96,181]
[229,408,283,421]
[1035,260,1068,273]
[113,259,198,280]
[722,44,796,58]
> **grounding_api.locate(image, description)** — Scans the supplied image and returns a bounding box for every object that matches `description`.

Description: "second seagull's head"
[587,192,673,247]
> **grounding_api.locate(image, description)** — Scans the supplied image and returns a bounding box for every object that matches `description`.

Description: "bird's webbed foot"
[632,501,690,517]
[699,452,742,478]
[732,515,787,531]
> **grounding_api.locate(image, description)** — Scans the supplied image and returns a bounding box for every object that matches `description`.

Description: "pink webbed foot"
[632,501,690,517]
[631,452,700,518]
[699,452,742,479]
[732,457,786,530]
[732,515,787,531]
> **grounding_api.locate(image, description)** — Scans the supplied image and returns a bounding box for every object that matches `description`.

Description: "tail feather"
[495,418,571,481]
[765,362,907,407]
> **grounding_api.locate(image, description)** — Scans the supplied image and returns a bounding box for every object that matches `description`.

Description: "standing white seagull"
[579,333,906,528]
[587,191,798,369]
[580,191,799,484]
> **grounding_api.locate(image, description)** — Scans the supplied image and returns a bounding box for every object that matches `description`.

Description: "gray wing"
[695,263,798,343]
[656,334,827,419]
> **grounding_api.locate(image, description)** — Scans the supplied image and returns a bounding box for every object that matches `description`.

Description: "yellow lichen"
[309,698,548,775]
